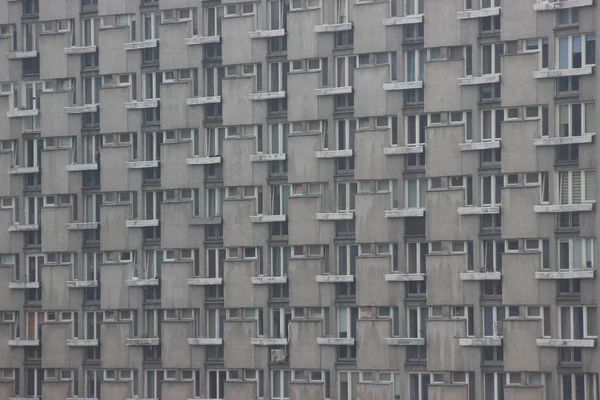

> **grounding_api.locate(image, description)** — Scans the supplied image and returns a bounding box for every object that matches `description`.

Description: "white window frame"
[557,34,596,70]
[559,306,597,340]
[558,238,595,270]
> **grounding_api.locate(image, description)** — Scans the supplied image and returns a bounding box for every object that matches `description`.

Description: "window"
[560,306,597,340]
[557,34,596,70]
[557,7,579,26]
[481,43,504,75]
[337,182,357,212]
[406,114,427,147]
[484,372,506,400]
[558,238,595,270]
[337,307,357,360]
[483,306,506,337]
[405,179,427,209]
[561,374,598,400]
[409,373,431,400]
[335,56,357,88]
[405,49,426,83]
[481,175,502,206]
[481,109,504,140]
[271,370,291,400]
[482,240,504,273]
[559,170,596,205]
[557,103,595,137]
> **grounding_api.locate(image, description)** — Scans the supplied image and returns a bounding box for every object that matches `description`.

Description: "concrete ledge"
[249,29,285,38]
[385,273,425,282]
[66,163,98,171]
[315,212,353,220]
[124,99,159,109]
[385,208,425,218]
[9,166,39,174]
[126,337,160,346]
[8,281,39,289]
[385,337,425,346]
[533,134,594,146]
[249,214,287,223]
[6,50,38,59]
[533,65,593,79]
[534,0,593,10]
[8,224,39,231]
[188,337,223,345]
[457,7,500,19]
[534,203,594,213]
[126,278,159,286]
[459,141,500,151]
[250,337,288,345]
[66,339,98,347]
[64,45,97,54]
[458,206,500,215]
[535,270,595,280]
[314,23,352,33]
[383,81,423,91]
[186,156,221,165]
[314,86,352,96]
[124,39,158,50]
[66,222,99,230]
[383,15,423,25]
[187,277,223,285]
[459,337,502,346]
[316,274,354,283]
[186,96,221,105]
[384,145,424,155]
[317,337,355,345]
[65,104,98,113]
[251,276,288,284]
[457,73,501,85]
[185,35,220,45]
[315,149,353,158]
[126,219,159,227]
[536,338,595,347]
[249,153,286,162]
[8,339,39,346]
[66,280,98,288]
[459,272,502,280]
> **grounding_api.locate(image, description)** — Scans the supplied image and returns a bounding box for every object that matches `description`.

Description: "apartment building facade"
[0,0,598,399]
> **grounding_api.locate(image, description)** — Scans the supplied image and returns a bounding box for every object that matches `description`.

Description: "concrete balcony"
[8,339,40,346]
[188,337,223,345]
[385,208,425,218]
[7,108,39,118]
[249,214,286,223]
[66,280,98,288]
[125,337,160,346]
[385,273,426,281]
[533,134,594,146]
[459,337,502,346]
[457,205,500,215]
[187,277,223,285]
[66,339,98,346]
[459,140,500,151]
[314,86,352,96]
[248,91,286,100]
[250,152,286,162]
[536,338,595,347]
[125,160,159,169]
[9,166,39,174]
[124,39,158,50]
[8,223,39,232]
[384,145,424,155]
[8,281,39,289]
[457,73,501,86]
[314,149,353,158]
[65,162,98,171]
[124,99,159,109]
[385,337,425,346]
[533,203,594,213]
[186,156,222,165]
[125,219,159,227]
[126,278,159,286]
[249,29,285,38]
[185,35,220,45]
[315,212,353,220]
[314,23,352,33]
[316,274,354,283]
[534,0,593,10]
[251,276,287,284]
[459,271,502,280]
[250,337,288,345]
[317,337,355,345]
[64,45,97,55]
[535,269,595,279]
[457,7,501,19]
[383,14,424,25]
[189,216,222,226]
[66,222,99,230]
[533,65,593,79]
[382,81,423,91]
[185,96,221,105]
[6,50,38,59]
[65,104,98,114]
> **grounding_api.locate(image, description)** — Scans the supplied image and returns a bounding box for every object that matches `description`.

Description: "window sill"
[554,23,580,31]
[555,92,580,100]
